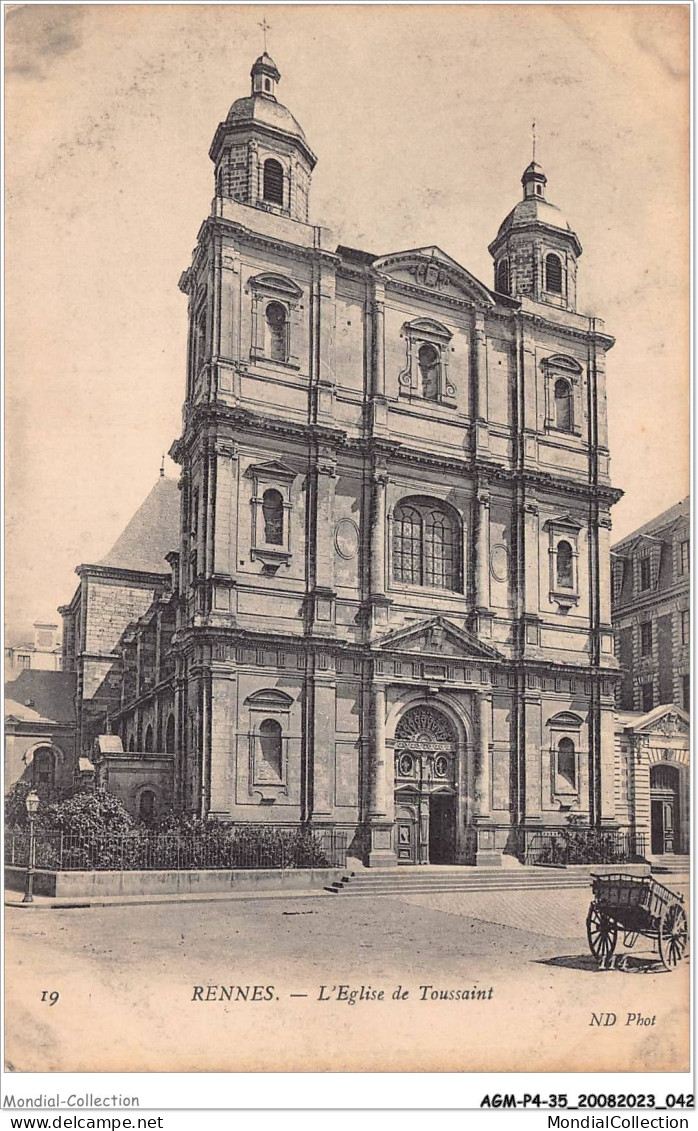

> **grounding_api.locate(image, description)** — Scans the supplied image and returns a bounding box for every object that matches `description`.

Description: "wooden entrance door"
[395,813,417,864]
[651,764,679,855]
[429,793,456,864]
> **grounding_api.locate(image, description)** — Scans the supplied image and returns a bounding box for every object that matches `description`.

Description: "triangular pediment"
[373,247,495,307]
[627,704,690,738]
[245,459,298,482]
[544,514,584,533]
[376,616,503,661]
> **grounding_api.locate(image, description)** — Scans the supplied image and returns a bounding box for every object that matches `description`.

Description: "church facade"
[112,53,624,866]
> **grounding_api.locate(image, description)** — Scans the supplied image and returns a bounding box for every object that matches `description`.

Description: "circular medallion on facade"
[490,542,510,583]
[398,753,414,776]
[434,755,449,778]
[334,518,360,560]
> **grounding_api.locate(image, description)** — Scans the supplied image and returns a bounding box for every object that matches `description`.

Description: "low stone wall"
[5,866,347,899]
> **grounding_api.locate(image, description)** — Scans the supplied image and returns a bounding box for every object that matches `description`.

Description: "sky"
[5,3,689,638]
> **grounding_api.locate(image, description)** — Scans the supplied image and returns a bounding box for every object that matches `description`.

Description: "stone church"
[79,53,628,865]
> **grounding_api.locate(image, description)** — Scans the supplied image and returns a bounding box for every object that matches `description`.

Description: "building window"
[263,158,284,205]
[557,737,576,789]
[17,654,30,670]
[496,259,510,295]
[262,488,284,545]
[398,318,455,404]
[265,301,288,362]
[418,343,440,401]
[680,540,690,574]
[247,460,296,568]
[392,498,459,591]
[144,725,154,753]
[553,378,573,431]
[249,272,302,368]
[165,713,175,754]
[193,303,207,375]
[545,253,563,294]
[139,790,156,823]
[682,674,690,711]
[128,736,135,752]
[640,621,653,657]
[258,718,283,780]
[680,610,690,645]
[556,540,574,589]
[32,748,54,796]
[641,682,654,713]
[639,557,651,590]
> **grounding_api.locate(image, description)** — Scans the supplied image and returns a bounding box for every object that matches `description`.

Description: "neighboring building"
[4,669,77,800]
[59,474,180,758]
[615,705,690,858]
[105,52,624,865]
[611,497,690,714]
[4,622,63,678]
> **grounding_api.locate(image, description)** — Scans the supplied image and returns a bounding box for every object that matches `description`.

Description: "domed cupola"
[209,55,317,223]
[488,160,582,311]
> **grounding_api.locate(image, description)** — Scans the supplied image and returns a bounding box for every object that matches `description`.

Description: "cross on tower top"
[259,17,271,52]
[532,120,536,164]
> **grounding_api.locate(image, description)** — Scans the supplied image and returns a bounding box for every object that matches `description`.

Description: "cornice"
[517,309,615,350]
[208,118,317,171]
[76,563,172,586]
[200,215,340,269]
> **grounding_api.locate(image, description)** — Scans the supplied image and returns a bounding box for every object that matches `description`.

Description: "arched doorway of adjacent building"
[393,705,458,864]
[26,744,60,802]
[650,763,680,855]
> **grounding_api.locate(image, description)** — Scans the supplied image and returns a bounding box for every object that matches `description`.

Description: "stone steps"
[651,856,690,875]
[326,868,596,896]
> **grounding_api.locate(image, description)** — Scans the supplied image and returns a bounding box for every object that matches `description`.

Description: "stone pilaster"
[472,313,489,452]
[367,683,396,866]
[473,692,500,865]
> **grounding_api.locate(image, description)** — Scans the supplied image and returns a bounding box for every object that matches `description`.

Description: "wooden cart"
[586,872,688,970]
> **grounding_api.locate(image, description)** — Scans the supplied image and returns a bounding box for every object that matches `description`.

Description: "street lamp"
[23,789,40,904]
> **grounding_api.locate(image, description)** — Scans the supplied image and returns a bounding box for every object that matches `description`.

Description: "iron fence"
[524,827,647,867]
[5,825,348,872]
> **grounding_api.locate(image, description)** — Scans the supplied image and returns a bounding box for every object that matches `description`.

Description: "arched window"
[418,343,440,400]
[556,540,574,589]
[32,747,54,796]
[554,378,572,431]
[262,488,284,545]
[496,259,510,295]
[265,301,288,362]
[165,713,175,754]
[139,789,156,823]
[128,735,135,752]
[259,718,283,779]
[263,158,284,205]
[393,499,459,591]
[557,738,576,788]
[545,253,563,294]
[424,510,456,589]
[144,725,154,753]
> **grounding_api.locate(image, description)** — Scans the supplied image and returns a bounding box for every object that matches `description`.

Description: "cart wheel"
[587,902,618,962]
[658,902,688,970]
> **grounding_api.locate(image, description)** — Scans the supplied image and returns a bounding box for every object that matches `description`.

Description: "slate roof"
[612,497,689,553]
[4,670,76,724]
[98,477,180,574]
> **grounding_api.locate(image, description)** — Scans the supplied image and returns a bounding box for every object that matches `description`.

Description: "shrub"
[4,781,36,829]
[41,789,134,835]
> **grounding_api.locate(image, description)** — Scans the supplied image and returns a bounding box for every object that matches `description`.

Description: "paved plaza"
[5,881,689,1074]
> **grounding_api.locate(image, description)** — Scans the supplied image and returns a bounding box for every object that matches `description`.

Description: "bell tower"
[209,54,317,223]
[488,160,582,311]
